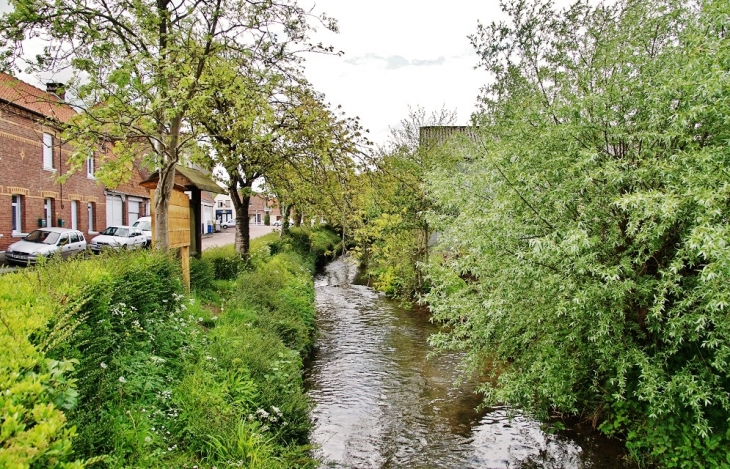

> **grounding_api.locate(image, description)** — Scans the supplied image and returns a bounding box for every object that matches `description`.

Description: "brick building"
[214,192,281,226]
[0,72,150,251]
[249,193,280,225]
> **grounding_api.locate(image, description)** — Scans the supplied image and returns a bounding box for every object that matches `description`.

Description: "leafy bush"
[203,245,245,280]
[190,256,214,293]
[1,229,326,468]
[423,0,730,466]
[273,227,340,268]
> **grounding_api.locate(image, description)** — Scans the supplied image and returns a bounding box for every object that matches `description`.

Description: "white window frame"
[87,153,95,179]
[11,195,22,234]
[43,133,54,170]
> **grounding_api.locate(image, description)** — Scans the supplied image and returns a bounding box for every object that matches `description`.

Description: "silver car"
[90,226,147,253]
[5,227,87,265]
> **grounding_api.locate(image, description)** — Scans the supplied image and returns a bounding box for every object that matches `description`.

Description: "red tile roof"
[0,72,77,123]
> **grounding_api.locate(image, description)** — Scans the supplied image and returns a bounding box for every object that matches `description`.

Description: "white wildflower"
[118,376,127,383]
[100,362,107,369]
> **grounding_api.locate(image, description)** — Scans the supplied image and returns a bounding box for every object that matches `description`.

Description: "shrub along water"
[0,227,340,468]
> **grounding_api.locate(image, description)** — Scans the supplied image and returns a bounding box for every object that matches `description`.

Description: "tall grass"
[0,227,339,468]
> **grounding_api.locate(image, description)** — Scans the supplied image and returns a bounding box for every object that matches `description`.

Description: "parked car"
[5,227,87,265]
[272,220,282,226]
[90,226,147,253]
[220,220,234,229]
[132,216,152,247]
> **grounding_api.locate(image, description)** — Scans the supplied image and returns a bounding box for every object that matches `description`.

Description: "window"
[11,195,22,234]
[87,154,95,178]
[43,133,54,170]
[70,232,80,243]
[88,202,95,232]
[44,198,54,227]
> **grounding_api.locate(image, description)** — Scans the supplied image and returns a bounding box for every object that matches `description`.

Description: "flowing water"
[305,257,635,469]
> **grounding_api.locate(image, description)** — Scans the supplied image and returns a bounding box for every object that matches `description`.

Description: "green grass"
[0,227,339,468]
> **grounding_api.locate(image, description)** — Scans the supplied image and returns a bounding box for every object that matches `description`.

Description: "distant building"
[201,191,215,232]
[419,125,478,148]
[249,194,280,225]
[214,191,281,225]
[214,193,235,224]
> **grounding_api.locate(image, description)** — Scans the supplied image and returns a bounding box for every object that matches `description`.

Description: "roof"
[175,165,223,193]
[201,191,215,203]
[36,227,83,233]
[140,164,223,194]
[0,72,77,123]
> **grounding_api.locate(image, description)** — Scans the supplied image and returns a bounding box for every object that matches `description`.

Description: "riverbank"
[0,227,341,468]
[307,257,636,468]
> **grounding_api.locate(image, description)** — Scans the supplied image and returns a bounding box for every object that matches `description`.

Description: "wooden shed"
[140,164,223,259]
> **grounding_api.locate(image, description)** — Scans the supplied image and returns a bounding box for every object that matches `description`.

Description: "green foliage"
[353,107,459,298]
[190,256,214,293]
[0,231,323,468]
[0,259,96,469]
[422,0,730,466]
[202,245,246,280]
[272,227,341,268]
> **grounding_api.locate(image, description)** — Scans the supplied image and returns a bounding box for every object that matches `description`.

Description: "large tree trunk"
[153,160,177,251]
[281,203,291,236]
[293,206,302,227]
[229,182,252,260]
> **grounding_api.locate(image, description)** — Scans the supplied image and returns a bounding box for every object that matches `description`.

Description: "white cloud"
[304,0,508,146]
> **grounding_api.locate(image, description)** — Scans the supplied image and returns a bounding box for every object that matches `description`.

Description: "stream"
[305,257,635,468]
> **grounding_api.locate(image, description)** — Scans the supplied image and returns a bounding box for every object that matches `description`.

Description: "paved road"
[0,225,276,273]
[202,224,276,250]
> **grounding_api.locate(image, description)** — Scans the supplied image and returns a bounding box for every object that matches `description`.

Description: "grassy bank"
[0,227,340,468]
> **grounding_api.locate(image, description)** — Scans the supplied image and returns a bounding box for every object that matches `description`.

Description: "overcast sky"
[0,0,509,147]
[303,0,507,147]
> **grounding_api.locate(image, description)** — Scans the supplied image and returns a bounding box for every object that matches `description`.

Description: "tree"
[352,106,458,298]
[423,0,730,465]
[0,0,336,249]
[191,58,366,259]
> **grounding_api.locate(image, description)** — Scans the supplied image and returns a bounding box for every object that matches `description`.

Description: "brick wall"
[0,104,107,250]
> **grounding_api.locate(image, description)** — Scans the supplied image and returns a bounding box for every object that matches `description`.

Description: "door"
[128,199,140,226]
[58,233,72,259]
[69,232,84,256]
[106,195,123,227]
[71,201,78,230]
[45,198,53,227]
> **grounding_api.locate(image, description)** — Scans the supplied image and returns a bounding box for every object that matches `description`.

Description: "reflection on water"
[305,257,634,468]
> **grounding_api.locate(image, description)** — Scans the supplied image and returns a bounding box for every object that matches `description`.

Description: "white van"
[132,216,152,247]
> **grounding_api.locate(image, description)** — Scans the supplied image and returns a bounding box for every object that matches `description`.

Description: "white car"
[90,226,147,253]
[132,216,152,247]
[5,227,87,265]
[220,220,234,229]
